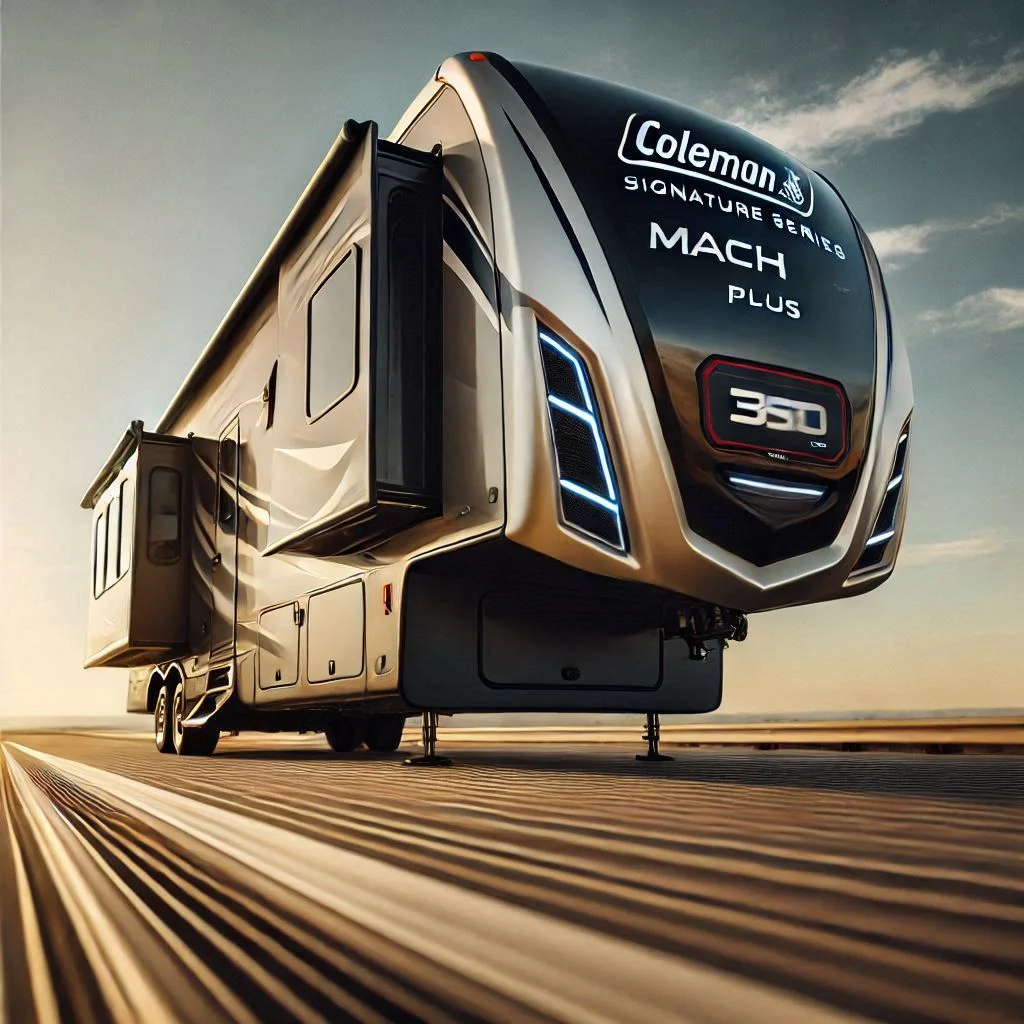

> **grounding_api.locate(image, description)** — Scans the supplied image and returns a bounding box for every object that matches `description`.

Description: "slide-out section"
[81,425,194,669]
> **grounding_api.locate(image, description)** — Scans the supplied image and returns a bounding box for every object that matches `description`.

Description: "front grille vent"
[538,328,626,552]
[850,423,910,575]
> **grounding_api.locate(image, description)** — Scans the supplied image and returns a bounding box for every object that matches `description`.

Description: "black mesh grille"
[875,487,901,536]
[560,488,622,548]
[540,339,587,408]
[892,436,908,481]
[549,406,608,496]
[854,536,890,571]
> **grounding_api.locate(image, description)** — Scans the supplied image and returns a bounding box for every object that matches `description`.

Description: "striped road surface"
[1,732,1022,1023]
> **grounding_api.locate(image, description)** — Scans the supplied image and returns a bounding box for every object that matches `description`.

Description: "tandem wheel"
[324,714,366,752]
[154,683,174,754]
[170,678,220,756]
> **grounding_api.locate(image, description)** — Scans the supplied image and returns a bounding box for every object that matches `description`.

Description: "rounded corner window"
[306,247,361,423]
[148,467,182,565]
[92,506,107,598]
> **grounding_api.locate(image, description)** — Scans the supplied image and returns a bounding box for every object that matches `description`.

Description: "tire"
[324,714,366,753]
[170,678,220,756]
[154,684,174,754]
[363,714,405,753]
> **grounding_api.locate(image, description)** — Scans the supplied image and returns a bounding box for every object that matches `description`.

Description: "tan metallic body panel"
[121,85,504,712]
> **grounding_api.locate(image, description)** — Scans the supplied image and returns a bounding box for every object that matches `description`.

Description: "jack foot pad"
[403,753,453,767]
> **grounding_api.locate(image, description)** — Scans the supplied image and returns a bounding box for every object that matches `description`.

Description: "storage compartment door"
[307,581,365,686]
[258,602,300,690]
[480,589,663,689]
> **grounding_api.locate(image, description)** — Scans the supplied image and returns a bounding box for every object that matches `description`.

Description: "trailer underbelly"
[400,539,722,714]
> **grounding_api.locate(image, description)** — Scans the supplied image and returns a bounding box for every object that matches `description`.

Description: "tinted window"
[217,437,238,533]
[93,509,106,597]
[148,468,182,564]
[105,492,121,588]
[118,478,134,578]
[307,250,359,419]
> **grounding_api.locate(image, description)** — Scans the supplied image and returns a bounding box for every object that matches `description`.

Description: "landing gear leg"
[403,711,452,767]
[635,712,674,762]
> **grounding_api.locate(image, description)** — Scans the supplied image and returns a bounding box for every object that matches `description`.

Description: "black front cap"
[493,56,879,566]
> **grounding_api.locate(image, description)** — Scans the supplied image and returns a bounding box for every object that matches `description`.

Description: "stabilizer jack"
[404,711,452,767]
[636,712,673,762]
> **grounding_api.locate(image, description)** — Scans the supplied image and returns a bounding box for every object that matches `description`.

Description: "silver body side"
[117,80,510,714]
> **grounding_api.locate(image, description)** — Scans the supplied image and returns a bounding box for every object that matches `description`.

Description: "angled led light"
[864,529,896,547]
[849,419,911,576]
[538,328,626,552]
[725,473,826,500]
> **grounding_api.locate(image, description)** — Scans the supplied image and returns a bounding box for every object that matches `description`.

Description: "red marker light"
[469,52,487,62]
[382,583,393,615]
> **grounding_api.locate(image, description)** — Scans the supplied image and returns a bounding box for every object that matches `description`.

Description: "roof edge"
[81,420,144,509]
[155,118,375,433]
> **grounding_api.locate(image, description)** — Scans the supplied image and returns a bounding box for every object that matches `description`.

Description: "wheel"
[154,685,174,754]
[170,678,220,756]
[324,714,366,753]
[363,714,406,753]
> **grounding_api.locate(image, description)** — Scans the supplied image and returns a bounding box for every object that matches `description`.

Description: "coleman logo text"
[729,388,827,436]
[618,113,814,218]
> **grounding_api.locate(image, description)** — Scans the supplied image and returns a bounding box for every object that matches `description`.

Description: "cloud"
[900,532,1008,568]
[919,287,1024,334]
[869,223,940,266]
[728,51,1024,163]
[868,205,1024,270]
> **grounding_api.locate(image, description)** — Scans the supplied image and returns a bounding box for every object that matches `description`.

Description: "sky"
[2,0,1023,720]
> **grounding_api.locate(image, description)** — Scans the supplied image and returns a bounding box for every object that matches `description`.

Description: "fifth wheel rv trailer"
[81,52,912,762]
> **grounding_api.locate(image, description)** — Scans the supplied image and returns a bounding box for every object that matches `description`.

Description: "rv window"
[118,478,133,579]
[216,438,237,529]
[148,468,182,564]
[105,492,121,589]
[307,249,359,420]
[93,509,106,597]
[264,361,278,430]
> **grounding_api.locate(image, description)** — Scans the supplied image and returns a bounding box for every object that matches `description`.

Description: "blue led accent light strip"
[559,478,619,512]
[539,329,626,552]
[726,474,825,499]
[864,528,896,547]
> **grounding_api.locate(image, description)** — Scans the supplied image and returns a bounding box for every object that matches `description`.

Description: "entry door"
[210,419,240,664]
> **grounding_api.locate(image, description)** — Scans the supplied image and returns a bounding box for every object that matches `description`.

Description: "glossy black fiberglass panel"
[496,57,879,565]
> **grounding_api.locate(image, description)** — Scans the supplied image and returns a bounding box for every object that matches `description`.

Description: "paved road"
[1,732,1022,1024]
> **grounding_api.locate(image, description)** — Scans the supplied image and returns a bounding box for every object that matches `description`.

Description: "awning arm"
[80,420,144,509]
